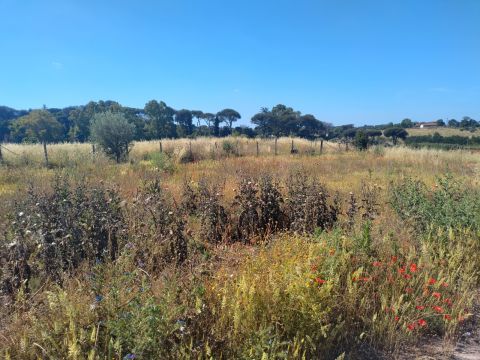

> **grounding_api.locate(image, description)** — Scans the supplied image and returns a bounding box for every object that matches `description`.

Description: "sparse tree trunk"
[0,143,3,163]
[43,141,49,167]
[320,139,324,154]
[92,143,96,154]
[256,141,259,157]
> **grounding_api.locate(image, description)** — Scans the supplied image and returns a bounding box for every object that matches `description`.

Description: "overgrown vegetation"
[1,147,479,359]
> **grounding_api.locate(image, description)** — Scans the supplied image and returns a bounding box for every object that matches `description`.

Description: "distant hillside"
[0,106,28,121]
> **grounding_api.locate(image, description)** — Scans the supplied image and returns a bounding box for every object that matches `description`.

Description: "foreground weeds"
[0,166,479,359]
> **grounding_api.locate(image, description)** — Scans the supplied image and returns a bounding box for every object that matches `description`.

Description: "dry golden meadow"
[1,137,479,359]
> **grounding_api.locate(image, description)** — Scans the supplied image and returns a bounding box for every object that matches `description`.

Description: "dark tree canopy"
[144,100,176,139]
[400,118,413,128]
[217,109,241,129]
[68,100,122,142]
[383,127,408,145]
[175,109,194,137]
[251,104,327,139]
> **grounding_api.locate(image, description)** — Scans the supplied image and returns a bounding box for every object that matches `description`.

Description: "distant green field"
[408,127,479,137]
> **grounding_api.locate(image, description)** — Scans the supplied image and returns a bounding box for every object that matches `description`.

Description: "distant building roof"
[415,121,438,128]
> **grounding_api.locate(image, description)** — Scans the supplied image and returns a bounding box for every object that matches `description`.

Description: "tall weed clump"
[1,175,126,298]
[130,177,188,270]
[286,171,339,234]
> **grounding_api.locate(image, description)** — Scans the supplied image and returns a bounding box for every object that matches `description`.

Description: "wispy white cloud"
[51,61,64,70]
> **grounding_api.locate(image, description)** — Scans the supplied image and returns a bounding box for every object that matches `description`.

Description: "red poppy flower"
[409,263,418,273]
[441,282,448,288]
[432,292,441,299]
[444,314,452,320]
[428,278,437,285]
[416,305,425,310]
[407,323,416,331]
[372,261,382,267]
[417,319,427,327]
[433,306,444,313]
[399,267,406,274]
[444,298,453,307]
[394,316,400,322]
[403,274,412,280]
[406,287,413,294]
[390,256,398,264]
[315,277,326,285]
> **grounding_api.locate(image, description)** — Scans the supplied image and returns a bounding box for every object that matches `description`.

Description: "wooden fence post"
[43,142,49,167]
[159,141,163,153]
[320,139,324,154]
[256,141,259,156]
[274,138,278,156]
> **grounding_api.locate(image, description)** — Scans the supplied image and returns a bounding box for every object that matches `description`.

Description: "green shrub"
[145,151,176,173]
[222,140,237,156]
[390,175,480,236]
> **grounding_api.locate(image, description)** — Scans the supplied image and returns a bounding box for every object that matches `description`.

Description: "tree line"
[0,101,248,143]
[0,101,336,145]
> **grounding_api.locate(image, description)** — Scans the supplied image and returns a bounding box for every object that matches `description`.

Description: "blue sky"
[0,0,479,126]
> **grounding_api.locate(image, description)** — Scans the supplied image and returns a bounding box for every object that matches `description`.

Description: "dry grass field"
[407,127,479,137]
[1,138,479,359]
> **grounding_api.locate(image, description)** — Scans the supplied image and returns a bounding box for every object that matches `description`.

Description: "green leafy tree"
[175,109,194,137]
[460,116,478,129]
[383,127,408,145]
[144,100,176,139]
[251,108,275,137]
[400,118,413,128]
[12,110,64,165]
[354,130,369,150]
[448,119,459,127]
[297,114,326,140]
[217,108,241,130]
[90,112,135,163]
[251,105,330,139]
[68,101,122,142]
